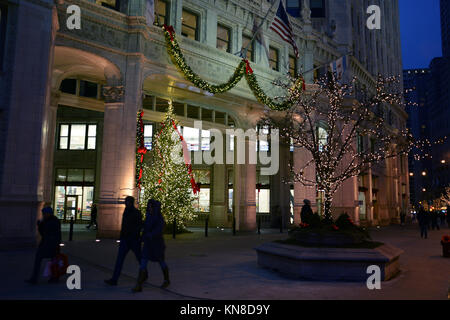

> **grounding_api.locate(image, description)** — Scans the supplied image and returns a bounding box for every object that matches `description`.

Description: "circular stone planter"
[255,242,403,282]
[291,230,366,247]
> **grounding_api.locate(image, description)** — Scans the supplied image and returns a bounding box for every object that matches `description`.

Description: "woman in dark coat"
[26,207,62,284]
[132,199,169,292]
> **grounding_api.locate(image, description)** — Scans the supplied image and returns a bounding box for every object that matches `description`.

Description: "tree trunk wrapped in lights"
[262,74,414,222]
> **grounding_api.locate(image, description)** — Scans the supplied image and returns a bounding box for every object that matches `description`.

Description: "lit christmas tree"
[139,101,196,229]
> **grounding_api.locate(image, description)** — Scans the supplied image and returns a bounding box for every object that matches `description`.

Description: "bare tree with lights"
[441,187,450,207]
[262,74,413,222]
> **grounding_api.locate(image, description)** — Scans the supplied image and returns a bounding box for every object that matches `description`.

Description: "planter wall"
[255,242,403,282]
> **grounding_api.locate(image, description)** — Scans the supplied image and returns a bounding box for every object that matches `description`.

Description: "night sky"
[399,0,442,69]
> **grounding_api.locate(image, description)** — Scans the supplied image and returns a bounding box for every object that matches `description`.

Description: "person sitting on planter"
[300,199,313,224]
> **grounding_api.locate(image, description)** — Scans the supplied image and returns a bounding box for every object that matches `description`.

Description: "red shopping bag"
[50,253,69,278]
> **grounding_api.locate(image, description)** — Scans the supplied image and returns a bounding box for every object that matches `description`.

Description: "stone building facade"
[0,0,409,248]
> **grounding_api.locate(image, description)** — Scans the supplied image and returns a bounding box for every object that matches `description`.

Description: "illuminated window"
[183,127,200,151]
[217,24,231,53]
[317,126,328,152]
[269,47,279,71]
[144,124,153,150]
[155,0,168,26]
[70,125,87,150]
[201,130,210,151]
[58,124,97,150]
[257,126,270,152]
[192,170,211,213]
[256,189,270,213]
[242,35,254,62]
[182,9,199,41]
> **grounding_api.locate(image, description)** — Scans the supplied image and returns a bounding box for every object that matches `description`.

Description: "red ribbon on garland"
[244,59,253,75]
[163,24,175,41]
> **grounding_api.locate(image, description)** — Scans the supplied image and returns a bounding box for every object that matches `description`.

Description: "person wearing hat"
[132,199,169,292]
[105,196,143,286]
[26,206,62,284]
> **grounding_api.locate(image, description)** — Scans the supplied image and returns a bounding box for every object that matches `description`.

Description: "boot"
[161,267,170,289]
[132,269,148,293]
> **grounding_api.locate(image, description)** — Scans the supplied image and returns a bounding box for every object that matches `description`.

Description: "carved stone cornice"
[102,85,124,103]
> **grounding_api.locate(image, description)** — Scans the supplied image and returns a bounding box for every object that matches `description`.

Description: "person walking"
[132,199,169,292]
[26,207,62,284]
[431,210,440,230]
[86,203,98,230]
[417,206,429,239]
[300,199,313,224]
[105,196,143,286]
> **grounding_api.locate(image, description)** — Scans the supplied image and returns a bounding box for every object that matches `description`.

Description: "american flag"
[270,1,299,58]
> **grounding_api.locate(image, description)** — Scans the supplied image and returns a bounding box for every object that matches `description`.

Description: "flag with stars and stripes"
[270,0,299,58]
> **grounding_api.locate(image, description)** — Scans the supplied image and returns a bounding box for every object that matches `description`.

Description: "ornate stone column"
[233,136,257,231]
[97,58,143,238]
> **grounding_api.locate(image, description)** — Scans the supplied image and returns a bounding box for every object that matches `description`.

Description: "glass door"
[65,196,78,221]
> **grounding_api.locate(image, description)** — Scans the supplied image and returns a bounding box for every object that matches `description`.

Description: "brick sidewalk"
[0,223,449,300]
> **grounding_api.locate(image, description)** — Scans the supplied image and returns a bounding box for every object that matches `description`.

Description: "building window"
[182,9,199,41]
[201,130,210,151]
[59,124,97,150]
[289,55,297,77]
[144,124,153,150]
[217,24,231,53]
[310,0,325,18]
[317,126,328,152]
[257,126,270,152]
[192,170,211,213]
[60,79,77,95]
[286,0,301,17]
[54,168,95,221]
[0,4,7,71]
[269,47,279,71]
[183,126,200,151]
[95,0,120,11]
[242,35,254,62]
[155,0,168,26]
[79,80,98,98]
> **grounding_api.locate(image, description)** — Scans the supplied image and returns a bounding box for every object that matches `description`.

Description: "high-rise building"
[441,0,450,57]
[0,0,408,248]
[404,0,450,207]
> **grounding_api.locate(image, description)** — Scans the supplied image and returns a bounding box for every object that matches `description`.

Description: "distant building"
[403,69,433,206]
[403,0,450,208]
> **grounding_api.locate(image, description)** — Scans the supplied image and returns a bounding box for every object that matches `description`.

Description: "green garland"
[162,25,304,111]
[163,25,246,94]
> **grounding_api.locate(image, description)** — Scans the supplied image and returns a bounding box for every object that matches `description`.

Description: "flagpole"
[239,0,280,58]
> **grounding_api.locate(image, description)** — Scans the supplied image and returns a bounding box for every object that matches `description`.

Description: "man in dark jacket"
[300,199,313,224]
[26,207,62,284]
[105,196,143,286]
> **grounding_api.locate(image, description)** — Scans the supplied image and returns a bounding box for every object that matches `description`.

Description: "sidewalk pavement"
[0,223,449,300]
